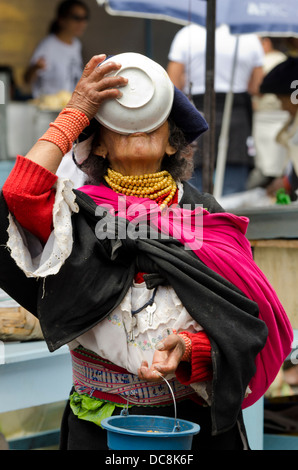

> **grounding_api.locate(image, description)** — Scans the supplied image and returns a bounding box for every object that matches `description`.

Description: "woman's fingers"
[137,335,186,382]
[70,79,126,118]
[152,334,185,375]
[156,334,185,358]
[81,54,107,79]
[138,361,163,382]
[84,57,125,88]
[67,56,128,119]
[92,75,128,94]
[88,61,128,93]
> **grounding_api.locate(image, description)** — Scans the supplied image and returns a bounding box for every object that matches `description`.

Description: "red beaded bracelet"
[172,329,192,362]
[38,107,90,155]
[179,332,192,362]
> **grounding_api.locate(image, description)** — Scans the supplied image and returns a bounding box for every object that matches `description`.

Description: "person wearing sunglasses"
[24,0,89,99]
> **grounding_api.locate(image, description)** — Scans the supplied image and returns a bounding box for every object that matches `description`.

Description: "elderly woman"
[24,0,89,98]
[0,54,293,450]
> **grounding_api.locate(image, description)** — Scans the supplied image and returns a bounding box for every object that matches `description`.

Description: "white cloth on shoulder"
[5,177,210,402]
[6,177,78,278]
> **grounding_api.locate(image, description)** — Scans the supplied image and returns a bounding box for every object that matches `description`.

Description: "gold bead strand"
[104,168,177,206]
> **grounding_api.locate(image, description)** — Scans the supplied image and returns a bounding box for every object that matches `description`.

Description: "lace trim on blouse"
[6,178,78,278]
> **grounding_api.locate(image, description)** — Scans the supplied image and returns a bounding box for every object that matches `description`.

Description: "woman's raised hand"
[67,54,128,120]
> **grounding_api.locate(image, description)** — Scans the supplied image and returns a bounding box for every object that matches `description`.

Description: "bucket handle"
[120,373,181,433]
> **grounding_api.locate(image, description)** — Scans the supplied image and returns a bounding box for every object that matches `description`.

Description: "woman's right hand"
[67,54,128,120]
[137,334,186,382]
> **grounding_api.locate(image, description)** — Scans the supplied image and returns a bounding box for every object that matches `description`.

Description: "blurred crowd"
[167,25,298,200]
[2,1,298,201]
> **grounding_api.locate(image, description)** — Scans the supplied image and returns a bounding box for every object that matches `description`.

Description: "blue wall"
[0,160,14,188]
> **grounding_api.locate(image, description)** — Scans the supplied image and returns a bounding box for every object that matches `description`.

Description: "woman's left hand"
[137,334,186,382]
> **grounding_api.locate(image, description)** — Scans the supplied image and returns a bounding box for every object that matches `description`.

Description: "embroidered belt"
[71,347,195,406]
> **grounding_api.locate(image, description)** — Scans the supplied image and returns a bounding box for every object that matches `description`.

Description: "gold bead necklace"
[104,168,177,209]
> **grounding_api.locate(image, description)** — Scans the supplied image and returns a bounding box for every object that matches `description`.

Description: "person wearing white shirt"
[24,0,89,98]
[259,57,298,199]
[167,24,264,194]
[247,37,289,190]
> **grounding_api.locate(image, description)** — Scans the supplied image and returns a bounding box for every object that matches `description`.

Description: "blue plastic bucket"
[101,414,200,450]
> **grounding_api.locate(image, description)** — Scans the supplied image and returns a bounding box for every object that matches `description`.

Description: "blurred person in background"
[167,24,264,195]
[259,57,298,199]
[247,37,289,190]
[24,0,89,98]
[284,37,298,57]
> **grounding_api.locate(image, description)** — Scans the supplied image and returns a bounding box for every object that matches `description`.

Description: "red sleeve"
[2,155,58,244]
[175,331,212,385]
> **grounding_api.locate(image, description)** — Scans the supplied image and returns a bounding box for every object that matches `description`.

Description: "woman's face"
[60,6,89,37]
[93,121,177,175]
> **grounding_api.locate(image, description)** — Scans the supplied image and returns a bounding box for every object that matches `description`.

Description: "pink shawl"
[78,183,293,408]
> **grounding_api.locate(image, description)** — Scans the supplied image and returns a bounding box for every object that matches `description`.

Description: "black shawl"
[0,182,268,435]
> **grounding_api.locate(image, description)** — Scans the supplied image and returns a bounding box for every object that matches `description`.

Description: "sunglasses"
[68,14,89,22]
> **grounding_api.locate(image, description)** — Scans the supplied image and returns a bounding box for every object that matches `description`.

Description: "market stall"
[230,202,298,450]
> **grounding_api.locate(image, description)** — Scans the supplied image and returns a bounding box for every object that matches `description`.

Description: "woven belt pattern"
[71,347,195,406]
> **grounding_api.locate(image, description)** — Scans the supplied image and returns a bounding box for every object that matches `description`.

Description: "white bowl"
[95,52,174,134]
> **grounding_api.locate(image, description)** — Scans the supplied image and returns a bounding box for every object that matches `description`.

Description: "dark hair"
[49,0,89,34]
[76,119,194,185]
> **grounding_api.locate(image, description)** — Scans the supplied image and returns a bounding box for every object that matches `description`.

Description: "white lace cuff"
[6,178,79,278]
